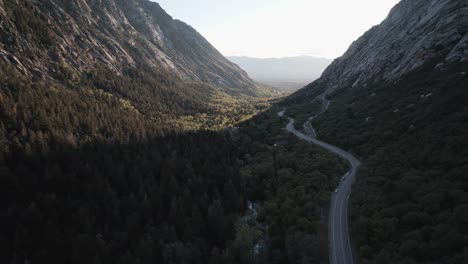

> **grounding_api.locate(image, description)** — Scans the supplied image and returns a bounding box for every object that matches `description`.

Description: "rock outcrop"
[319,0,468,91]
[0,0,255,91]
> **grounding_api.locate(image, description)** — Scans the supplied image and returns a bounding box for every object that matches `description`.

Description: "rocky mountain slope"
[319,0,467,92]
[0,0,255,92]
[0,2,270,264]
[284,0,468,263]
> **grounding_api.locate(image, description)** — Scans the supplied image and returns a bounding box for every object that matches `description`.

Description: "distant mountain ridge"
[0,0,255,92]
[228,56,332,89]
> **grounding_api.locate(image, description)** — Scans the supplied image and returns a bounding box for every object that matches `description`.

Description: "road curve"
[280,95,361,264]
[303,95,330,138]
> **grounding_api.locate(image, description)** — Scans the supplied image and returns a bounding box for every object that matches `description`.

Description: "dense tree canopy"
[313,62,468,263]
[0,56,256,263]
[238,107,347,264]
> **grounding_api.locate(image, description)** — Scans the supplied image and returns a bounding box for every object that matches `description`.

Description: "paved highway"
[280,94,361,264]
[303,95,330,138]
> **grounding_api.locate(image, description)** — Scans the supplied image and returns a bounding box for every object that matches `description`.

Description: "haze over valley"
[228,56,333,90]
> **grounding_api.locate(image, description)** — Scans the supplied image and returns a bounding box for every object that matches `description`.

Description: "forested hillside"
[0,0,280,131]
[315,63,468,263]
[0,55,346,263]
[0,0,256,92]
[280,0,468,263]
[0,43,255,264]
[0,0,279,263]
[238,107,347,264]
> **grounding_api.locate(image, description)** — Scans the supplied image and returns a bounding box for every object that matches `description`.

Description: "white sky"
[155,0,401,59]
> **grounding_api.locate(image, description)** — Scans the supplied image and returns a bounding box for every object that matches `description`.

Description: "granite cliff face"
[319,0,468,91]
[0,0,255,91]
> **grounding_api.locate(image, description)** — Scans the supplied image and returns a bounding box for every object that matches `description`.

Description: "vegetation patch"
[238,107,347,263]
[314,63,468,264]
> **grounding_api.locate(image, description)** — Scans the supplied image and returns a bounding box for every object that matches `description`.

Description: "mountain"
[0,1,268,263]
[285,0,468,263]
[1,0,467,263]
[318,0,467,92]
[0,0,256,93]
[0,0,282,136]
[316,62,468,264]
[228,56,332,90]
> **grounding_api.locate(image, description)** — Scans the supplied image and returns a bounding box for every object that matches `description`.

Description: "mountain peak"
[0,0,255,91]
[320,0,467,91]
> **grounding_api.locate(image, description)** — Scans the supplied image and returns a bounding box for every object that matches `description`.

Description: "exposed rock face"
[0,0,255,91]
[320,0,468,91]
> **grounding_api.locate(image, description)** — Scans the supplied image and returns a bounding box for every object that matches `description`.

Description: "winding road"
[279,94,361,264]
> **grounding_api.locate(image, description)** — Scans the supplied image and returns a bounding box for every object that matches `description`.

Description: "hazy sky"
[155,0,401,59]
